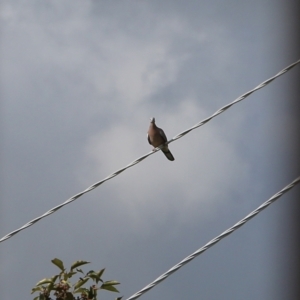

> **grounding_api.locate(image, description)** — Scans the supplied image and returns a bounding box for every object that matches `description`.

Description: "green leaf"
[97,268,105,278]
[73,277,89,289]
[31,286,43,294]
[73,287,88,294]
[87,273,98,281]
[64,271,77,280]
[47,281,54,292]
[100,284,119,293]
[86,269,106,283]
[103,280,120,286]
[76,268,84,274]
[88,286,95,298]
[33,296,40,300]
[115,297,123,300]
[35,278,54,286]
[94,268,105,283]
[50,275,59,283]
[51,258,65,271]
[70,260,90,270]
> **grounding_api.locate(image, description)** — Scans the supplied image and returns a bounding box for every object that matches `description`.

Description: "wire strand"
[0,59,299,244]
[125,176,300,300]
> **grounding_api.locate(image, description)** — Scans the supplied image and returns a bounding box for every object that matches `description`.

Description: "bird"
[147,117,175,161]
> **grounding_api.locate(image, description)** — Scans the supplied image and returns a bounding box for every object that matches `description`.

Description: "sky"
[0,1,299,299]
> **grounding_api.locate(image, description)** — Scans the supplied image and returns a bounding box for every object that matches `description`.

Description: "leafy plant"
[31,258,122,300]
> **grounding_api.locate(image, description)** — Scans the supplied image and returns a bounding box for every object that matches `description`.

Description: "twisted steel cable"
[0,59,299,244]
[125,176,300,300]
[168,59,300,143]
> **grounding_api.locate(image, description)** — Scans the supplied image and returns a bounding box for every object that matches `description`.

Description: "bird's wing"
[158,128,168,143]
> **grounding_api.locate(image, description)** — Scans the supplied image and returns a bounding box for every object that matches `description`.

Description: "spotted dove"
[147,117,175,161]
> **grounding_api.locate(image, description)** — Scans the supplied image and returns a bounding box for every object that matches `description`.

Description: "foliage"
[31,258,122,300]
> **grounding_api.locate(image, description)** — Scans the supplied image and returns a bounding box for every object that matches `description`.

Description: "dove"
[147,117,175,161]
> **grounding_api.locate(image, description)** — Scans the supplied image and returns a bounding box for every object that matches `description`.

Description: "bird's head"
[150,117,155,123]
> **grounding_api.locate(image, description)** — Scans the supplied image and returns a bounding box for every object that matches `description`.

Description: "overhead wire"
[0,59,299,244]
[125,176,300,300]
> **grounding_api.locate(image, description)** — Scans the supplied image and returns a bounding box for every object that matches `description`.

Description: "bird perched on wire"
[147,117,175,161]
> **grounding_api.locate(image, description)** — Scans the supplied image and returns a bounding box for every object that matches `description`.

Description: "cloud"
[1,0,252,238]
[2,2,293,300]
[78,96,251,236]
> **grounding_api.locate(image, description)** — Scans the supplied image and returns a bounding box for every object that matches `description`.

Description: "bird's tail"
[162,147,175,161]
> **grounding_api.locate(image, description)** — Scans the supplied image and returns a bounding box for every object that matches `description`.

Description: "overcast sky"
[1,1,299,299]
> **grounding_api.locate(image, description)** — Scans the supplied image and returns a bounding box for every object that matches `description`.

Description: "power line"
[0,59,299,244]
[169,59,300,143]
[125,176,300,300]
